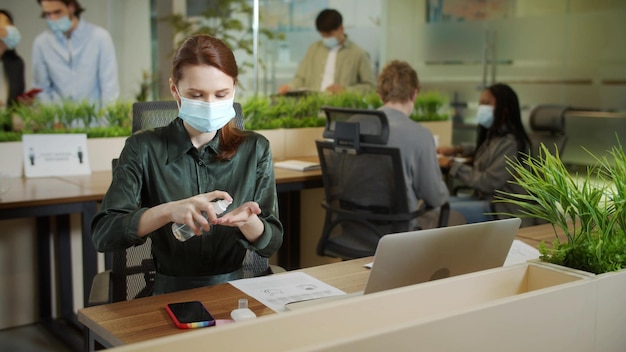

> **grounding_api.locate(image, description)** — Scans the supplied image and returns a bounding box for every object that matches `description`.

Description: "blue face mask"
[176,87,236,133]
[47,16,73,34]
[1,25,20,49]
[322,36,339,49]
[476,105,495,128]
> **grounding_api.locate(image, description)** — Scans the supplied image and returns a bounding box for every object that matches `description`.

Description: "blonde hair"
[376,60,419,104]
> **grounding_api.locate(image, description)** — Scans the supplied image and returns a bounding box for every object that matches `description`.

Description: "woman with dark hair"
[0,9,25,129]
[439,83,531,225]
[92,34,283,294]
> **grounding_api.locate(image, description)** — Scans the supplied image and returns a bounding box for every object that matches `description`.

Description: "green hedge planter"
[0,91,450,142]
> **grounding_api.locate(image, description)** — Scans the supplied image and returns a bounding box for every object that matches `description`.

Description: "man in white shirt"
[32,0,119,107]
[277,9,375,95]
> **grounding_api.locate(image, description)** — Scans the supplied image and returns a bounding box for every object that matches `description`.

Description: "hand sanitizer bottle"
[171,199,232,242]
[230,298,256,322]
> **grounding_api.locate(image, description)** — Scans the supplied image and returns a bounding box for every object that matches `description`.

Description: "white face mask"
[1,25,21,49]
[47,15,73,33]
[176,87,236,133]
[322,36,339,48]
[476,104,495,128]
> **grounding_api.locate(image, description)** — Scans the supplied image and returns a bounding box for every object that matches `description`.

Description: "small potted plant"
[495,141,626,274]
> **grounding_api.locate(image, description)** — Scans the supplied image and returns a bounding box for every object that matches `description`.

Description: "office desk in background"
[78,224,556,350]
[0,176,100,350]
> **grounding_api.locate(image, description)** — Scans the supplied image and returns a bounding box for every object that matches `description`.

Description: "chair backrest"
[315,106,424,260]
[528,104,568,157]
[110,101,263,302]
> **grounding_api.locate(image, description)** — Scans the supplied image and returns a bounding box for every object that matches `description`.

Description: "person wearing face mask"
[277,8,375,95]
[32,0,119,107]
[92,35,283,294]
[0,9,25,125]
[438,83,532,226]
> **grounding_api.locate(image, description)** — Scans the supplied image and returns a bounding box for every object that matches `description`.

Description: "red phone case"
[165,301,215,329]
[17,88,43,100]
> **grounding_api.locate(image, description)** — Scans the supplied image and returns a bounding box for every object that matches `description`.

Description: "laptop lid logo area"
[363,218,521,295]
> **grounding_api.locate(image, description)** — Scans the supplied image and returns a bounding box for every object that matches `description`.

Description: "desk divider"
[106,263,605,351]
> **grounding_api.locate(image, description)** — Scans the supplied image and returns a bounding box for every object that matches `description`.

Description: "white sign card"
[22,134,91,178]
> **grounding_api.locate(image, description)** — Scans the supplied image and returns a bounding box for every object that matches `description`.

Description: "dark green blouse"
[91,118,283,277]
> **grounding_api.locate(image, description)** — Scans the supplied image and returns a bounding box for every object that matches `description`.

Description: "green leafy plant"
[241,90,449,130]
[0,100,133,141]
[494,142,626,274]
[241,91,382,130]
[411,90,449,121]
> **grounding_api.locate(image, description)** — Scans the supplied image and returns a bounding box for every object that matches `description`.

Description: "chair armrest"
[88,270,111,306]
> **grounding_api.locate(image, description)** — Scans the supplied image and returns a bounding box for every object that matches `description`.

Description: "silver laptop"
[285,218,521,310]
[363,217,521,294]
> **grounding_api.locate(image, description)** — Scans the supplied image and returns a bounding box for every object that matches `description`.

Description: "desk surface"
[78,223,559,347]
[0,176,98,209]
[1,154,455,208]
[79,257,371,347]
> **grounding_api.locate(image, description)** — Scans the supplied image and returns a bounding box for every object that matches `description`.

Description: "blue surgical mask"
[176,87,236,133]
[1,25,20,49]
[322,36,339,49]
[476,104,495,128]
[47,16,73,34]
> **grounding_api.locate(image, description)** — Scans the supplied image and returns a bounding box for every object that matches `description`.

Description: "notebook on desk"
[274,159,320,171]
[285,218,521,310]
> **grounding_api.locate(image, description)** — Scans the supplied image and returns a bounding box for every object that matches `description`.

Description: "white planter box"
[595,269,626,351]
[255,127,324,160]
[111,263,598,352]
[0,137,127,176]
[421,120,452,148]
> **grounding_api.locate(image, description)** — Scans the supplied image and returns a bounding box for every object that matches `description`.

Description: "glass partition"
[152,0,625,116]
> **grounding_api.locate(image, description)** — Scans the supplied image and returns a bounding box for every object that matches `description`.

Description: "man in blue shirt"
[32,0,119,107]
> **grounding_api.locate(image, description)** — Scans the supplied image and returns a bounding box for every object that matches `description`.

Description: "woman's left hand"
[215,201,264,242]
[215,201,261,227]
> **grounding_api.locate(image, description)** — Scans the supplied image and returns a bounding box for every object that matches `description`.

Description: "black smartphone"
[165,301,215,329]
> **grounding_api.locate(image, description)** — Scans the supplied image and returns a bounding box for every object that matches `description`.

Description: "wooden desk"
[78,223,561,350]
[79,257,371,349]
[0,175,100,350]
[273,157,323,269]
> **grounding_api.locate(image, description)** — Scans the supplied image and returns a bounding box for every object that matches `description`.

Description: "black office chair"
[89,100,281,306]
[528,104,569,157]
[315,106,450,260]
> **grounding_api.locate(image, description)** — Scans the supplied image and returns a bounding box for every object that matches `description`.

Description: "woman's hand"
[216,201,264,242]
[169,190,233,235]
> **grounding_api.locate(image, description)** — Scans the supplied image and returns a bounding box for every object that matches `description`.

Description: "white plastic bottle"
[171,199,232,242]
[230,298,256,322]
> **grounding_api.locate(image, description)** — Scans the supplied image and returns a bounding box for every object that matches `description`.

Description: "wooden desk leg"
[278,191,301,270]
